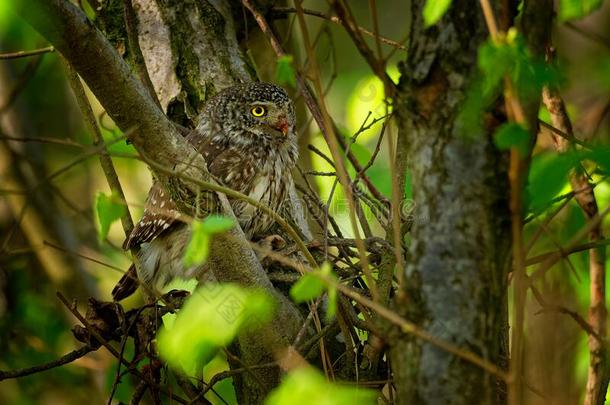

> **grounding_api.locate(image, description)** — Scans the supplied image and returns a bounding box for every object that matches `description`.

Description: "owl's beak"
[274,116,290,136]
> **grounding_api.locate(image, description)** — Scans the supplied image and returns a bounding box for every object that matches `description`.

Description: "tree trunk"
[390,1,511,403]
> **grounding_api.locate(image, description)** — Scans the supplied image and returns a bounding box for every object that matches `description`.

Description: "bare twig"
[564,22,610,50]
[271,7,407,52]
[0,46,55,60]
[55,292,189,404]
[290,0,378,300]
[530,285,602,341]
[62,57,135,237]
[330,0,395,95]
[256,246,510,380]
[0,345,94,381]
[526,239,610,266]
[542,80,608,405]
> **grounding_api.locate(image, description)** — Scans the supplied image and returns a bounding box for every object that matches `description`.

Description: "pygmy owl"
[112,82,298,300]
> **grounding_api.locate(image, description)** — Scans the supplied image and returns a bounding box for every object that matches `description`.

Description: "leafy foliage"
[423,0,453,27]
[95,191,125,241]
[526,152,576,212]
[276,54,296,88]
[290,263,338,320]
[183,215,235,267]
[459,29,561,137]
[157,283,275,375]
[265,367,377,405]
[559,0,604,21]
[494,122,531,157]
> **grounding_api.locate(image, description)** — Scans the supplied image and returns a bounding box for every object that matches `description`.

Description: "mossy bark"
[390,1,511,403]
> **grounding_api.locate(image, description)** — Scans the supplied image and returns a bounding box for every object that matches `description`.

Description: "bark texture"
[390,1,511,403]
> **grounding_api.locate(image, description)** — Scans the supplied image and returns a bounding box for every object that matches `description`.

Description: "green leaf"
[493,123,531,157]
[460,31,561,140]
[290,273,325,303]
[200,215,235,234]
[423,0,453,27]
[183,215,234,267]
[319,263,337,321]
[157,283,274,375]
[325,283,337,322]
[559,0,604,21]
[265,367,377,405]
[527,152,577,213]
[478,40,512,95]
[95,191,125,241]
[276,55,296,87]
[585,146,610,171]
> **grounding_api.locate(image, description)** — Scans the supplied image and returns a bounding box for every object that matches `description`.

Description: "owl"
[112,82,298,300]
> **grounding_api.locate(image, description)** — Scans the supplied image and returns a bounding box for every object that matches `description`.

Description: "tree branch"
[0,345,94,381]
[542,79,608,405]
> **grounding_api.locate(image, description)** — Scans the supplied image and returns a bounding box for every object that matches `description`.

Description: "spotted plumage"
[112,83,298,300]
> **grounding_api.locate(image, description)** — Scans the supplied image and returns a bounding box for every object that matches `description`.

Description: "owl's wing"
[123,181,180,249]
[124,122,239,251]
[190,133,254,186]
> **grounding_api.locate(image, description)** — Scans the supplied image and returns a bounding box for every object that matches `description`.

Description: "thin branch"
[55,292,189,404]
[330,0,395,95]
[0,345,94,381]
[565,22,610,50]
[141,153,317,267]
[271,7,407,52]
[255,246,509,380]
[526,228,610,266]
[530,285,602,341]
[62,57,135,237]
[0,46,55,60]
[542,77,608,405]
[242,0,387,205]
[530,205,610,281]
[0,134,87,147]
[290,0,378,300]
[0,54,44,113]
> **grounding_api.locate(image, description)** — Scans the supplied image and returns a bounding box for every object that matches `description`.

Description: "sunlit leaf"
[290,273,325,303]
[201,215,235,234]
[95,191,125,241]
[276,55,296,88]
[559,0,604,21]
[318,263,337,321]
[493,122,531,157]
[460,31,561,139]
[265,367,376,405]
[183,215,235,267]
[158,283,274,375]
[423,0,453,27]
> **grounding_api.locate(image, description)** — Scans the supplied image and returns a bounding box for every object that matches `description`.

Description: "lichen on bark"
[391,1,511,403]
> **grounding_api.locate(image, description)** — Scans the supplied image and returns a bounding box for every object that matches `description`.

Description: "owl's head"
[210,82,296,144]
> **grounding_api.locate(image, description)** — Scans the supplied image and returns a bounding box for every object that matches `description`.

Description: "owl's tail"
[112,264,139,301]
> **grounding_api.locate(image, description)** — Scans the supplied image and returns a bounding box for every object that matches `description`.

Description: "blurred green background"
[1,0,610,404]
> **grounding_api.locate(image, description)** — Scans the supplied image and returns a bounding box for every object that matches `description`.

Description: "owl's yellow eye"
[250,106,267,117]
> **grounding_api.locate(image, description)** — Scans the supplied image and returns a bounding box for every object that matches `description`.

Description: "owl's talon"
[255,234,287,262]
[261,234,287,250]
